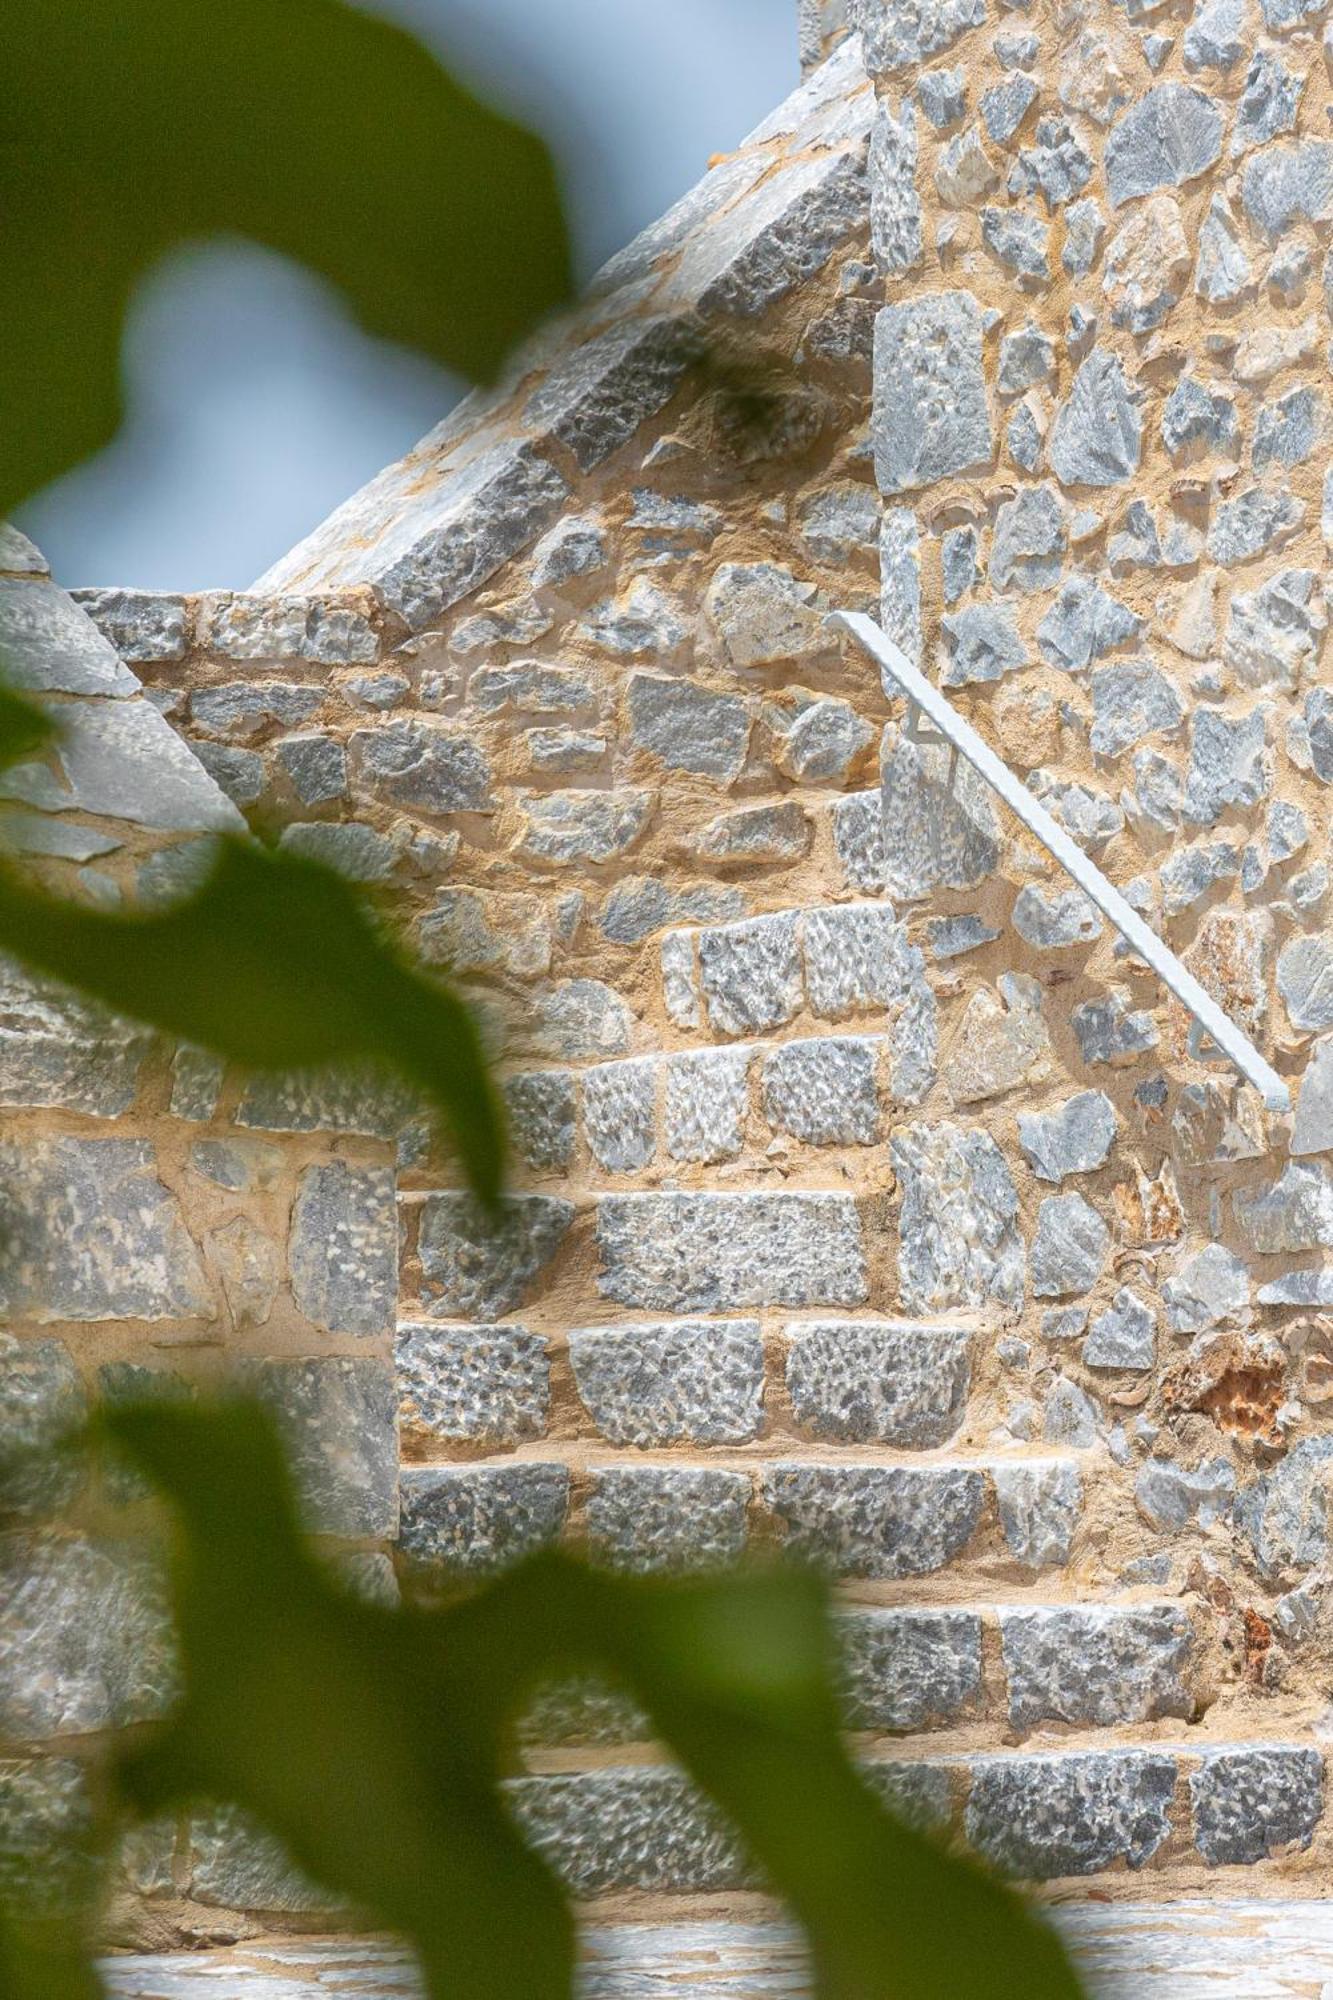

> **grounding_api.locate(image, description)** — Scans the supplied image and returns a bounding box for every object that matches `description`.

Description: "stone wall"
[17,0,1333,1947]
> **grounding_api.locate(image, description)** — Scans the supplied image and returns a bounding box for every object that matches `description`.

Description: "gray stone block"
[569,1320,764,1446]
[510,1768,750,1894]
[762,1462,984,1578]
[1279,935,1333,1032]
[416,1193,574,1319]
[940,604,1027,685]
[237,1063,421,1140]
[398,1464,568,1576]
[1183,705,1270,824]
[596,1192,867,1311]
[0,1137,213,1324]
[0,1336,87,1517]
[396,1321,550,1448]
[1000,1606,1193,1731]
[838,1609,982,1731]
[873,291,993,495]
[0,1532,175,1738]
[1105,84,1223,205]
[1049,348,1141,487]
[857,0,986,78]
[1136,1455,1236,1532]
[1071,989,1159,1067]
[1090,659,1183,757]
[0,962,153,1119]
[697,912,803,1036]
[1031,1193,1109,1298]
[351,720,492,814]
[1084,1288,1156,1370]
[586,1466,751,1573]
[188,1803,342,1913]
[892,1122,1024,1313]
[785,1319,971,1446]
[869,98,923,273]
[526,315,700,471]
[966,1751,1177,1878]
[1,693,242,834]
[664,1047,750,1163]
[830,791,888,895]
[533,979,634,1061]
[1241,140,1333,238]
[994,1460,1083,1568]
[1233,49,1303,154]
[1018,1092,1117,1182]
[289,1161,396,1337]
[583,1057,657,1173]
[0,1757,94,1913]
[1237,1436,1333,1577]
[505,1070,576,1172]
[761,1036,881,1146]
[0,576,138,697]
[1235,1160,1333,1253]
[1191,1748,1323,1865]
[72,587,189,662]
[703,564,824,671]
[251,1357,397,1539]
[981,204,1051,283]
[1206,487,1305,564]
[880,731,999,899]
[518,787,653,865]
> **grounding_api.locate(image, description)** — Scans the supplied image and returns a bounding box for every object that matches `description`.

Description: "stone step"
[91,1903,1333,1998]
[395,1453,1084,1583]
[509,1740,1326,1893]
[659,899,935,1065]
[504,1029,911,1177]
[524,1599,1200,1746]
[396,1315,977,1454]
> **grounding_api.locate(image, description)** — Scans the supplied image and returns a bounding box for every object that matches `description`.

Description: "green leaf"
[0,838,505,1203]
[102,1398,1085,2000]
[0,1912,104,2000]
[0,683,57,772]
[2,0,573,515]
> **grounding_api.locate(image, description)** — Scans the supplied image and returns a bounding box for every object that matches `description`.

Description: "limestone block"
[0,1532,176,1738]
[0,1757,93,1912]
[761,1036,881,1145]
[585,1466,751,1572]
[289,1161,396,1337]
[532,979,633,1060]
[505,1070,576,1171]
[856,0,987,79]
[72,587,189,663]
[569,1321,764,1446]
[1084,1288,1157,1370]
[762,1462,985,1578]
[994,1460,1083,1569]
[626,674,752,784]
[398,1464,569,1575]
[1000,1606,1193,1731]
[237,1063,421,1140]
[697,911,803,1036]
[2,696,242,833]
[1037,575,1143,672]
[872,291,993,495]
[597,1191,865,1313]
[869,98,923,272]
[350,720,492,814]
[190,682,322,742]
[582,1056,657,1173]
[892,1121,1024,1313]
[0,962,151,1118]
[1136,1455,1236,1531]
[581,581,687,656]
[274,733,346,807]
[664,1047,750,1163]
[1105,84,1223,205]
[1049,348,1141,487]
[509,1768,750,1895]
[1206,486,1305,563]
[526,315,699,472]
[943,976,1050,1105]
[880,731,999,898]
[1070,989,1159,1067]
[1241,139,1333,237]
[966,1752,1176,1878]
[416,1194,574,1319]
[785,1319,971,1447]
[1031,1194,1110,1298]
[1017,1092,1117,1182]
[703,563,825,670]
[1234,1160,1333,1253]
[1237,1436,1333,1576]
[0,1137,213,1324]
[1190,1748,1324,1865]
[518,787,653,866]
[188,1803,340,1913]
[0,1337,86,1517]
[251,1357,397,1539]
[396,1322,550,1448]
[837,1609,982,1730]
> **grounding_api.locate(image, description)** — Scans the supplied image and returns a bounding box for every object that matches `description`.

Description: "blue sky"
[23,0,794,592]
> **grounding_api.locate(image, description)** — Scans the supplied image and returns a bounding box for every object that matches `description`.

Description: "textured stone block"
[880,732,999,900]
[0,1137,213,1324]
[251,1357,397,1539]
[1105,84,1223,205]
[510,1768,750,1894]
[1000,1606,1193,1731]
[505,1070,576,1172]
[892,1122,1023,1313]
[1190,1747,1323,1865]
[626,674,751,781]
[1019,1093,1117,1183]
[396,1321,549,1448]
[785,1319,970,1447]
[237,1063,420,1140]
[873,292,993,494]
[188,1804,341,1913]
[0,1532,175,1738]
[398,1465,568,1576]
[966,1752,1177,1878]
[761,1036,881,1145]
[351,720,492,814]
[289,1161,396,1337]
[663,1047,750,1163]
[994,1460,1083,1569]
[416,1194,574,1318]
[0,1757,94,1912]
[583,1057,657,1172]
[860,1759,955,1832]
[72,587,189,662]
[697,912,803,1037]
[762,1463,984,1578]
[569,1320,764,1446]
[837,1608,982,1731]
[596,1192,867,1311]
[0,1337,87,1516]
[0,963,151,1118]
[1237,1435,1333,1577]
[581,1455,755,1572]
[803,904,916,1016]
[1031,1193,1109,1298]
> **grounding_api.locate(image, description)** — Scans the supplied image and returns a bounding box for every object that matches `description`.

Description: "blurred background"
[22,0,793,591]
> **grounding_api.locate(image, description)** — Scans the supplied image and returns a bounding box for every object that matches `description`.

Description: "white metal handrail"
[832,610,1291,1114]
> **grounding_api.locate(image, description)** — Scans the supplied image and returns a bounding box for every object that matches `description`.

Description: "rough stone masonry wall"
[32,1,1333,1942]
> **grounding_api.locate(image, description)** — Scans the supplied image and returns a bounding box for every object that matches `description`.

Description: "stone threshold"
[100,1901,1333,1997]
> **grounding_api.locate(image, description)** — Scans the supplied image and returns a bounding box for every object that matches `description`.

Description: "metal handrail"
[832,609,1291,1114]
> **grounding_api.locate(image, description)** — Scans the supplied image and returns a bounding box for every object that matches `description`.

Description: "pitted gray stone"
[586,1467,751,1573]
[1018,1091,1117,1182]
[763,1462,985,1578]
[966,1751,1176,1877]
[399,1465,569,1576]
[697,911,803,1037]
[1191,1749,1324,1865]
[761,1037,881,1146]
[583,1057,657,1173]
[664,1047,750,1163]
[873,291,993,494]
[396,1322,550,1447]
[250,1356,397,1539]
[596,1192,867,1311]
[994,1460,1083,1568]
[786,1319,971,1446]
[416,1193,574,1318]
[892,1121,1024,1312]
[1000,1606,1193,1730]
[569,1320,764,1446]
[290,1161,396,1337]
[1105,84,1223,205]
[626,674,751,782]
[838,1608,982,1730]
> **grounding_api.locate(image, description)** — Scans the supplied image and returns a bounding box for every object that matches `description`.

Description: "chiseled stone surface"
[999,1605,1194,1732]
[837,1608,982,1731]
[415,1194,574,1319]
[892,1121,1024,1313]
[289,1162,397,1338]
[585,1467,752,1572]
[398,1465,569,1576]
[784,1318,971,1446]
[569,1320,764,1446]
[249,1357,398,1539]
[761,1035,881,1145]
[188,1804,342,1914]
[0,1532,176,1738]
[0,1337,87,1517]
[396,1322,550,1447]
[762,1462,985,1578]
[994,1460,1083,1570]
[965,1751,1177,1878]
[1190,1747,1324,1865]
[596,1192,867,1311]
[509,1768,752,1895]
